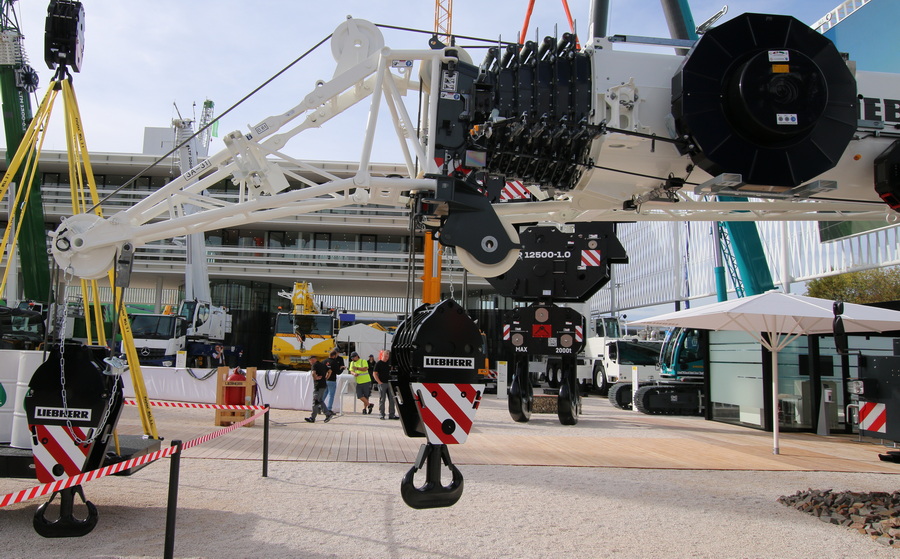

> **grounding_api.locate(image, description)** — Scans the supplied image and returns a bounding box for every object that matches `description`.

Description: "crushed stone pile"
[778,489,900,548]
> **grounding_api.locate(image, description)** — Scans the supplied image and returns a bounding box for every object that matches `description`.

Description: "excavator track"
[633,383,704,416]
[607,382,632,410]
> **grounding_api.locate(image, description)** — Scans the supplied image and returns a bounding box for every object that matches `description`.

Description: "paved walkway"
[116,391,900,474]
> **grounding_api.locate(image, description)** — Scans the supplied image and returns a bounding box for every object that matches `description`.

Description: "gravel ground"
[2,396,899,558]
[2,461,898,558]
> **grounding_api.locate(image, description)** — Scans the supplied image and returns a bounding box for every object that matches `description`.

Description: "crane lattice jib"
[199,98,215,151]
[0,1,50,303]
[814,0,872,33]
[434,0,452,44]
[717,222,745,298]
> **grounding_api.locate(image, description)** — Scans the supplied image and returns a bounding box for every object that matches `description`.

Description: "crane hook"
[33,485,99,538]
[400,443,464,509]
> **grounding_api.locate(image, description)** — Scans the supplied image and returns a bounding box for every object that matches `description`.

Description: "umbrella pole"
[772,350,780,455]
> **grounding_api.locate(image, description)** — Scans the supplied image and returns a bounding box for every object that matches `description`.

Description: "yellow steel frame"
[0,79,158,438]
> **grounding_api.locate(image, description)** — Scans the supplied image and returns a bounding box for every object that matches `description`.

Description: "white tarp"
[121,368,356,412]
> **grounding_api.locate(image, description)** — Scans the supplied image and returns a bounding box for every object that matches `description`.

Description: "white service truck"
[543,313,663,395]
[127,299,232,367]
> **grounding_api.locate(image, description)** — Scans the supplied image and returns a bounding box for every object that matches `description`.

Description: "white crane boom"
[49,15,900,281]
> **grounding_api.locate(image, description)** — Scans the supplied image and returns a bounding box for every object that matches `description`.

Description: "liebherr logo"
[34,407,92,421]
[424,356,475,369]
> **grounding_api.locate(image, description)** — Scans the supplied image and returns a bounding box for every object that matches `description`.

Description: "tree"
[805,267,900,304]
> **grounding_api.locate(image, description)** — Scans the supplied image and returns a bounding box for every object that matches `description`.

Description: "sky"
[4,0,846,162]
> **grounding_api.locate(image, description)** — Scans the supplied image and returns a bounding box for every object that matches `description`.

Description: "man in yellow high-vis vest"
[349,351,374,414]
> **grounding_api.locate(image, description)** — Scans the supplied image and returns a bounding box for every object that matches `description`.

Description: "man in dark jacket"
[306,356,334,423]
[324,350,345,413]
[373,350,398,420]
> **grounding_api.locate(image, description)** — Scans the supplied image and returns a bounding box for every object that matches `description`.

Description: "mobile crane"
[28,0,900,524]
[127,113,234,367]
[271,281,337,369]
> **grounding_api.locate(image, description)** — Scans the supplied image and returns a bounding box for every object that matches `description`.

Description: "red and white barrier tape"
[124,399,267,411]
[0,407,267,508]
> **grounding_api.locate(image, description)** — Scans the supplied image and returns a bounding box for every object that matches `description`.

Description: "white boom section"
[174,117,211,303]
[49,18,899,281]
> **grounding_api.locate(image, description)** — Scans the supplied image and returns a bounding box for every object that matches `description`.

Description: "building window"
[42,172,65,186]
[314,233,330,250]
[331,232,356,252]
[361,235,376,252]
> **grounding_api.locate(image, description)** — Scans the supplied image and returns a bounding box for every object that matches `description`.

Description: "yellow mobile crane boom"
[271,282,337,369]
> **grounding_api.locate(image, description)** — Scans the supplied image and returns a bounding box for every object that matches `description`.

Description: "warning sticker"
[776,114,798,125]
[768,50,790,62]
[441,70,458,92]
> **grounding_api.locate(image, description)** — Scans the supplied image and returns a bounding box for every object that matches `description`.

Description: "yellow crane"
[271,282,338,369]
[434,0,452,44]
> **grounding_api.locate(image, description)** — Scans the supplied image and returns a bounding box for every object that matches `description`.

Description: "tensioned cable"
[374,22,520,48]
[87,22,518,214]
[87,31,334,212]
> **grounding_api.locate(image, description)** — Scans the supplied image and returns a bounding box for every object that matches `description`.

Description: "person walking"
[373,350,398,420]
[324,349,344,413]
[348,351,373,414]
[305,356,334,423]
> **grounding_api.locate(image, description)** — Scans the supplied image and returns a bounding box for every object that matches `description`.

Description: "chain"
[446,247,455,301]
[57,269,120,445]
[56,270,71,379]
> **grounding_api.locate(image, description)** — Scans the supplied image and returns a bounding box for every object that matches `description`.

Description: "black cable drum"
[671,13,859,187]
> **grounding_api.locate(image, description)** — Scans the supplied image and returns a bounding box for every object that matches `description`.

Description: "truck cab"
[0,306,45,350]
[128,313,188,366]
[271,311,337,369]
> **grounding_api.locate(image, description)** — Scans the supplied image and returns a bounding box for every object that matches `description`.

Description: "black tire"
[546,361,560,389]
[592,362,609,396]
[607,382,632,410]
[557,363,580,425]
[508,362,533,423]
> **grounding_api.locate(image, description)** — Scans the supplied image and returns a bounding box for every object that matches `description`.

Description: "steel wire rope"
[86,31,335,213]
[373,22,520,48]
[89,22,519,214]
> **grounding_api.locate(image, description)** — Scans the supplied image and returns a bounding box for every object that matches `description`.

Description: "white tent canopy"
[632,292,900,454]
[336,323,393,361]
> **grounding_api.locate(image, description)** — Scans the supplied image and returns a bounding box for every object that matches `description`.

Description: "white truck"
[128,299,232,367]
[584,317,663,396]
[542,313,662,395]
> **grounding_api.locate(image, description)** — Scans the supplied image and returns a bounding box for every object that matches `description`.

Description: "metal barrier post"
[263,405,270,478]
[164,440,182,559]
[846,403,861,442]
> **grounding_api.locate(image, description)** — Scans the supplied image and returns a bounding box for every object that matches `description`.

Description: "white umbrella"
[632,292,900,454]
